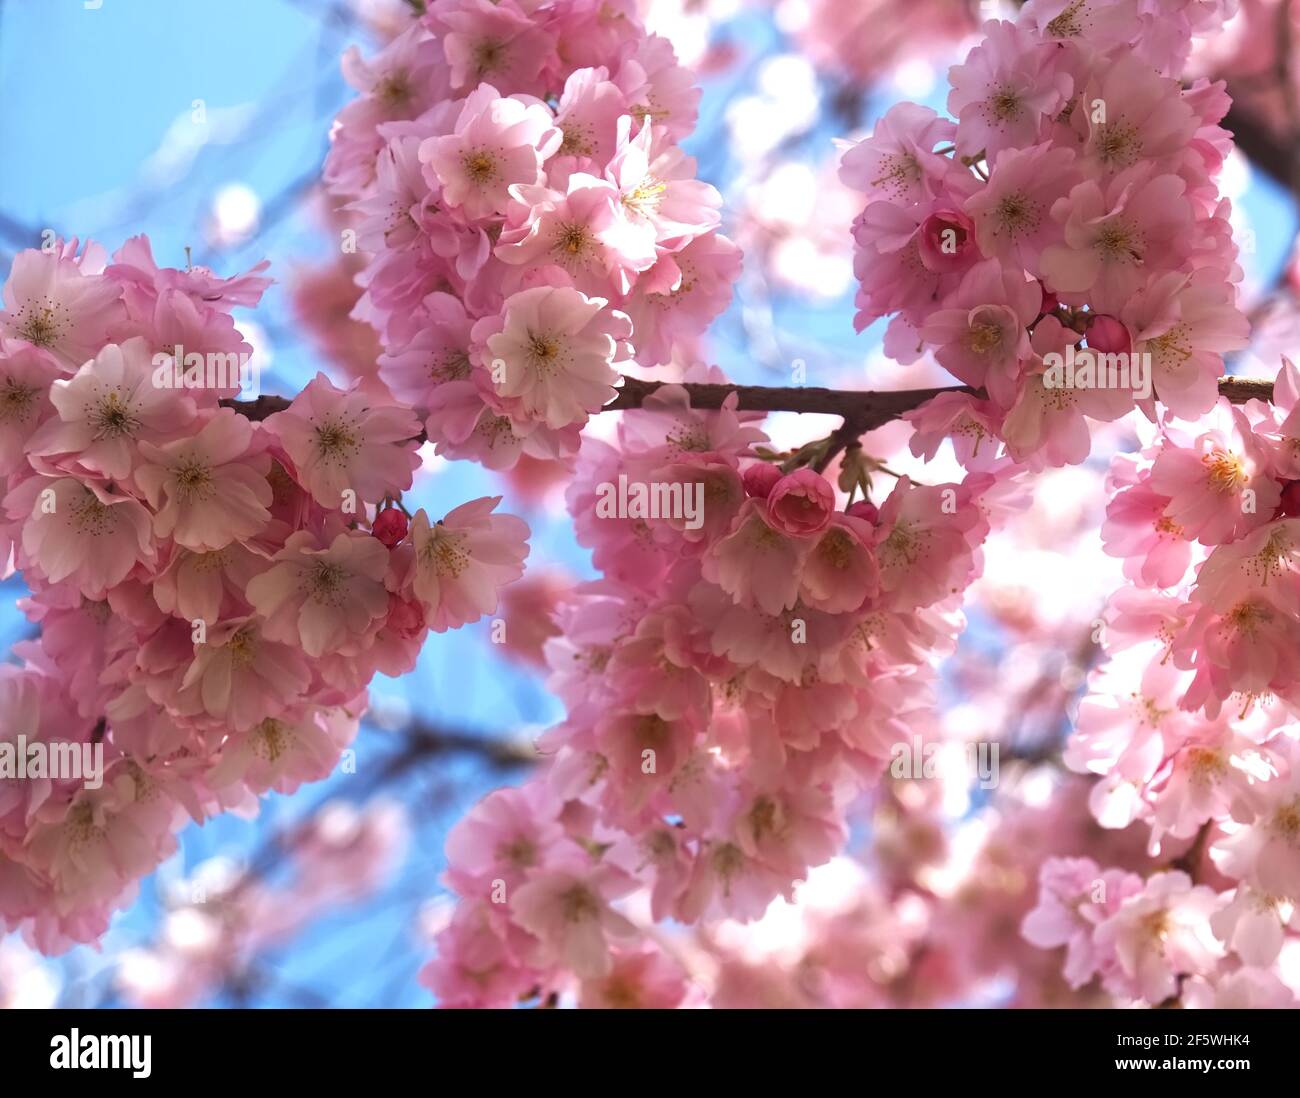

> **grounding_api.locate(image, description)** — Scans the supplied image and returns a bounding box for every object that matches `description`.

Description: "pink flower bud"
[845,500,879,524]
[917,209,977,273]
[766,468,835,536]
[1086,314,1131,354]
[372,507,409,547]
[743,462,783,499]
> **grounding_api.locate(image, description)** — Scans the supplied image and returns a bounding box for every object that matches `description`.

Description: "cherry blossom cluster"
[409,0,1300,1009]
[323,0,739,470]
[840,0,1247,469]
[675,768,1157,1008]
[1020,370,1300,1005]
[422,374,1008,1005]
[766,0,974,88]
[0,236,527,952]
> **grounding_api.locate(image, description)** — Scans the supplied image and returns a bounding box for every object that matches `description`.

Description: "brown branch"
[222,394,292,421]
[224,375,1278,440]
[608,375,1277,418]
[604,376,975,429]
[398,721,537,769]
[1214,375,1276,404]
[1169,820,1212,879]
[1223,103,1300,196]
[233,720,535,884]
[1222,0,1300,201]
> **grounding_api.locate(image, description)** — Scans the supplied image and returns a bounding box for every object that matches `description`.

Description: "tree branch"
[604,376,979,432]
[223,393,293,421]
[224,375,1278,436]
[233,719,535,884]
[1223,104,1300,196]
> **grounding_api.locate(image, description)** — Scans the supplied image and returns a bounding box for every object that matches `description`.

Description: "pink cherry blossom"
[135,409,273,551]
[419,84,562,220]
[1092,871,1224,1003]
[8,476,154,598]
[246,528,391,657]
[476,285,632,430]
[947,20,1071,159]
[409,496,529,631]
[0,245,124,370]
[29,337,195,480]
[510,860,639,979]
[264,372,421,509]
